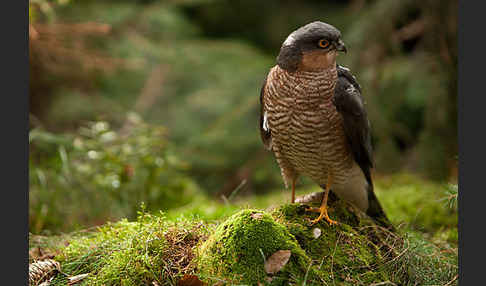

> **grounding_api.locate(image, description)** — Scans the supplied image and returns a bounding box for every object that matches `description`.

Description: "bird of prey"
[259,21,392,229]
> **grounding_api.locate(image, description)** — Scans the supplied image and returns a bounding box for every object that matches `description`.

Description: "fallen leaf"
[177,274,205,286]
[264,250,291,274]
[312,228,322,239]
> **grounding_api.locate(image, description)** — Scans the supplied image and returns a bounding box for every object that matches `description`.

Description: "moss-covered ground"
[29,174,457,286]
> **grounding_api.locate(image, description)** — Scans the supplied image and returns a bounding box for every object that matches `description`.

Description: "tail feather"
[365,179,395,231]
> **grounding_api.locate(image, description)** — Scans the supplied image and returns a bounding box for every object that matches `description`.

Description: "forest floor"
[29,174,458,286]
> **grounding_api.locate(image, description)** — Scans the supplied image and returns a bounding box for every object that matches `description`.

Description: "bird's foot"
[305,207,338,226]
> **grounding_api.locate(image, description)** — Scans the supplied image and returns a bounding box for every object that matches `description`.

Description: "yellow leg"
[291,178,296,203]
[306,172,338,226]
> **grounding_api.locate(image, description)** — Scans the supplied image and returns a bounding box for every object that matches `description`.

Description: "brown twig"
[370,281,397,286]
[443,274,458,286]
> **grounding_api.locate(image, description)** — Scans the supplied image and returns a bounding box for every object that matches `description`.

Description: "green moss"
[33,196,457,286]
[54,212,209,286]
[34,174,457,285]
[385,231,458,285]
[272,204,389,285]
[197,202,395,285]
[197,209,312,285]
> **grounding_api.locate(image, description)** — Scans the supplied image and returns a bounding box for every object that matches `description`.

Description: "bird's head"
[276,21,346,73]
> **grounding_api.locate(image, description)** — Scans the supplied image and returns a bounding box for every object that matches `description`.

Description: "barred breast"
[264,65,356,189]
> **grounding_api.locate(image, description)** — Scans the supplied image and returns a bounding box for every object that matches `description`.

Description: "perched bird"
[259,21,392,229]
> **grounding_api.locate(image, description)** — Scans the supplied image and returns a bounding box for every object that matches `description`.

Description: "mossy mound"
[197,209,312,285]
[52,212,209,286]
[273,203,390,285]
[197,200,395,285]
[30,199,457,286]
[29,176,458,286]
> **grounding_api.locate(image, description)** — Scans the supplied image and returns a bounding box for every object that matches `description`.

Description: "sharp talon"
[310,217,338,226]
[307,207,338,226]
[327,219,338,226]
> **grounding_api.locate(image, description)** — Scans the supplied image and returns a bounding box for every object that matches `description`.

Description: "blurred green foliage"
[374,174,457,234]
[29,0,457,234]
[29,115,199,233]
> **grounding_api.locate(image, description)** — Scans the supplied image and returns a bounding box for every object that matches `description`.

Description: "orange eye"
[318,39,330,48]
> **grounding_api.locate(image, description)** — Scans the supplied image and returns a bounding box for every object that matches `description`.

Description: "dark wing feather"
[333,65,394,230]
[333,65,373,179]
[259,74,272,150]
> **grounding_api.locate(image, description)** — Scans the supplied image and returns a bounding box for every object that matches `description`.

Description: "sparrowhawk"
[259,21,392,229]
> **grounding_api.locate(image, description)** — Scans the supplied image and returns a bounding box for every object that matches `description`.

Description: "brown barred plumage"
[263,65,368,211]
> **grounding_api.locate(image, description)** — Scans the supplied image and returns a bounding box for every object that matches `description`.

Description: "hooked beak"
[335,39,347,53]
